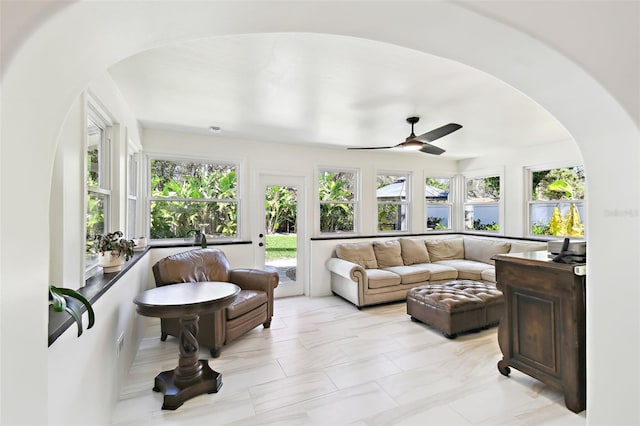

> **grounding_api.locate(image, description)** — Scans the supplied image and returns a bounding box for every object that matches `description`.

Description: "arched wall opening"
[2,2,638,425]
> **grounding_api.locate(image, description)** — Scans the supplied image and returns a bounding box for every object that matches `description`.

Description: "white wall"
[1,2,638,425]
[47,253,150,426]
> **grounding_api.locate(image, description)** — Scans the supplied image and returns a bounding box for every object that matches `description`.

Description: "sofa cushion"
[373,240,404,268]
[509,241,547,253]
[383,266,430,284]
[435,259,489,281]
[336,242,378,269]
[412,263,459,281]
[426,238,464,262]
[400,238,430,265]
[464,237,511,266]
[367,269,402,289]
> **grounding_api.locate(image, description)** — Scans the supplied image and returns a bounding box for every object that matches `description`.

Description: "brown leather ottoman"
[406,280,503,338]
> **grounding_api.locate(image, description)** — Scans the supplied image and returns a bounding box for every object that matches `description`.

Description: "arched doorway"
[2,2,638,424]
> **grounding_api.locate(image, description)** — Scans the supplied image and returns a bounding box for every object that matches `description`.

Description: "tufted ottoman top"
[407,280,502,313]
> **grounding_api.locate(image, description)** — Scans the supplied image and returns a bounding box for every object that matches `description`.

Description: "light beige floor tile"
[302,382,399,425]
[249,371,337,413]
[112,295,586,426]
[324,355,402,389]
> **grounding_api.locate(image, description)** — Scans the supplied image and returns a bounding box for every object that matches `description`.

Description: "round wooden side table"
[134,281,240,410]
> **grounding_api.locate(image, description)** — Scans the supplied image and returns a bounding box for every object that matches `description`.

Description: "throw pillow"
[426,238,464,262]
[400,238,430,265]
[464,237,511,265]
[335,242,378,269]
[373,240,404,268]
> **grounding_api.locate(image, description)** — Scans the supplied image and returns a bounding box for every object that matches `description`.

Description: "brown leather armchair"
[152,248,279,357]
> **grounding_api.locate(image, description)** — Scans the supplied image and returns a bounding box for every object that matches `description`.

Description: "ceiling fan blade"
[419,143,446,155]
[413,123,462,143]
[347,145,397,150]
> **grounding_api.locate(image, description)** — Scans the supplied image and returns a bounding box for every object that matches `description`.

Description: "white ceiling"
[108,32,573,160]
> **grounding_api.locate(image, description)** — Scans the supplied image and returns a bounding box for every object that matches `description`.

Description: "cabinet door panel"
[513,292,558,374]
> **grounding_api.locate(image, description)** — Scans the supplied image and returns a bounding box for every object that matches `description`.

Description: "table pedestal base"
[152,360,222,410]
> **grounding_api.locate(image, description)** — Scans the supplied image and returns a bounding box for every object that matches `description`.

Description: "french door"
[255,174,306,297]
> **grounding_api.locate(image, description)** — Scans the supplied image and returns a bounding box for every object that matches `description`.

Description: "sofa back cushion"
[509,241,547,253]
[464,237,511,265]
[336,242,378,269]
[373,240,404,268]
[400,238,430,265]
[426,238,464,262]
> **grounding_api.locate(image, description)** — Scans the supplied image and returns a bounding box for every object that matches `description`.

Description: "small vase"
[98,252,125,273]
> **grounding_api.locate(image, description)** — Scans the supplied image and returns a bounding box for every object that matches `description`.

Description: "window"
[376,173,410,232]
[464,175,501,232]
[86,111,111,270]
[149,159,239,241]
[528,165,585,237]
[425,177,452,230]
[318,169,357,233]
[127,151,138,239]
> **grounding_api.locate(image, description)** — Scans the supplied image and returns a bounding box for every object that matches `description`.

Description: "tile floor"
[112,295,587,425]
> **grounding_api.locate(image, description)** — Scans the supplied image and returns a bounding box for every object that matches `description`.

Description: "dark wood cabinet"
[493,251,586,413]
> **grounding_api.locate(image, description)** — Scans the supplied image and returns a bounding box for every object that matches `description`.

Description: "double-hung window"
[85,108,111,270]
[464,174,501,233]
[376,172,410,232]
[127,150,139,239]
[527,165,585,237]
[149,159,239,241]
[318,168,358,234]
[425,177,452,230]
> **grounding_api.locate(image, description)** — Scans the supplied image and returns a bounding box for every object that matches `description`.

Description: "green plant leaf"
[55,287,95,329]
[49,288,67,312]
[65,303,85,337]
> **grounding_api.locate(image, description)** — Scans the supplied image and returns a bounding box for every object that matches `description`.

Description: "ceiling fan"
[348,117,462,155]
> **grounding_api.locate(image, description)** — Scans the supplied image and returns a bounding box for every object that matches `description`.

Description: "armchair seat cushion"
[226,290,268,320]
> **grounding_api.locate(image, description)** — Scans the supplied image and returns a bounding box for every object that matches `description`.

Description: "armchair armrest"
[229,268,279,292]
[325,258,366,282]
[229,268,279,320]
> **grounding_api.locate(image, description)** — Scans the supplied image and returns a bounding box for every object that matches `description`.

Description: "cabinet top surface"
[493,250,585,270]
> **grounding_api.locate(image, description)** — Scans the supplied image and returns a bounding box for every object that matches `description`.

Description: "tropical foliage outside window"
[86,115,110,269]
[529,166,585,237]
[425,177,451,230]
[464,176,500,232]
[376,174,409,232]
[265,185,297,234]
[149,159,238,240]
[319,169,357,233]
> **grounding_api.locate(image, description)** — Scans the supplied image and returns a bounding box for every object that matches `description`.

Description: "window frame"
[525,163,586,239]
[317,167,359,236]
[126,147,140,240]
[375,170,411,233]
[463,170,504,235]
[85,100,112,275]
[424,175,454,232]
[147,155,242,243]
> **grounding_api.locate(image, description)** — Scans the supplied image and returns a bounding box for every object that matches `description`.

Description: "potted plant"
[94,231,135,273]
[49,285,95,337]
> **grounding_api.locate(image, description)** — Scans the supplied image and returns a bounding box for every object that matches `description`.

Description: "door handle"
[259,242,264,247]
[259,233,264,238]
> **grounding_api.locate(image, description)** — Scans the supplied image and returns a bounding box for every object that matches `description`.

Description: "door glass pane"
[264,185,297,285]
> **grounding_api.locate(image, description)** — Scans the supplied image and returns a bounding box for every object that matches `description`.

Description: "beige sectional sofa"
[325,235,547,308]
